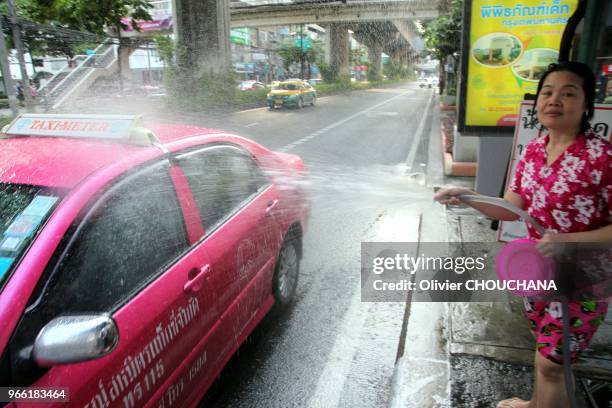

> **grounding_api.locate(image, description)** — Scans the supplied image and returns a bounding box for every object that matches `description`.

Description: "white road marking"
[279,89,417,152]
[244,122,259,128]
[403,91,433,170]
[307,285,371,408]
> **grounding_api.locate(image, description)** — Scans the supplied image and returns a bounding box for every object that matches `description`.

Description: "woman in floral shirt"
[435,61,611,408]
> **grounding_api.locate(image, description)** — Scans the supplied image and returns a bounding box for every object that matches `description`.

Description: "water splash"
[270,162,435,213]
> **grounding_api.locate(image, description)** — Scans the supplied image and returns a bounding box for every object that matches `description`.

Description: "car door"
[175,145,281,361]
[2,160,218,407]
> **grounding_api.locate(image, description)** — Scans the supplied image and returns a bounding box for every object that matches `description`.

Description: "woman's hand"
[536,232,567,258]
[433,186,476,205]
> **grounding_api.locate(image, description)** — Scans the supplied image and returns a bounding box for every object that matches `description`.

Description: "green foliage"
[18,0,153,34]
[236,88,268,105]
[318,62,338,83]
[367,67,382,82]
[277,38,324,71]
[314,80,379,96]
[0,0,152,59]
[277,43,302,70]
[383,59,415,80]
[163,68,241,110]
[350,47,367,66]
[153,34,174,65]
[0,115,14,128]
[423,0,463,62]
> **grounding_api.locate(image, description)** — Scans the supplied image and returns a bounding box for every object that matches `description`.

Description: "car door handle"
[184,264,210,293]
[265,199,279,216]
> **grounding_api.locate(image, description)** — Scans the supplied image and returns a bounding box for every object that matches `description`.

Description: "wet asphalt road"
[192,82,437,408]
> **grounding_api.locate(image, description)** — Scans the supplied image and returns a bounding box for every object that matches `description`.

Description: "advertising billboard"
[459,0,579,132]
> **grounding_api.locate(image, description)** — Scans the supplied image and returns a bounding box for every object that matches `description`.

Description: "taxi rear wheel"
[273,234,300,306]
[297,97,303,109]
[310,95,316,106]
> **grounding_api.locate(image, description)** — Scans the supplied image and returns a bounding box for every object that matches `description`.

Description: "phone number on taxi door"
[0,387,69,402]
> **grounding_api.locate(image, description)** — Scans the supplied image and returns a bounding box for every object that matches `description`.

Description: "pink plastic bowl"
[496,238,555,297]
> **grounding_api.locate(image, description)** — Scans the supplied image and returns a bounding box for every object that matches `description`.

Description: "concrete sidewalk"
[389,99,612,407]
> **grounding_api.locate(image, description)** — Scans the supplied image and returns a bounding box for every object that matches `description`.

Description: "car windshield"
[279,83,300,90]
[0,183,60,293]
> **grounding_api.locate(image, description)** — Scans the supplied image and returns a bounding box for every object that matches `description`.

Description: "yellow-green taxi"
[267,80,316,109]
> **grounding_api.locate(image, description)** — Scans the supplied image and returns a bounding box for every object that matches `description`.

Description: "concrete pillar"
[173,0,231,76]
[324,25,331,65]
[367,44,383,81]
[475,137,513,196]
[400,51,409,70]
[329,24,350,78]
[117,45,132,80]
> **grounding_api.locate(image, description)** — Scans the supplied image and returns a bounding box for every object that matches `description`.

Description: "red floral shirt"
[509,131,612,239]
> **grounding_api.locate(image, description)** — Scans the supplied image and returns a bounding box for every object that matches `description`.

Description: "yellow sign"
[465,0,579,127]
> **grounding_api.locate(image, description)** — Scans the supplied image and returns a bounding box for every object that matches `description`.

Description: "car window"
[43,160,188,314]
[177,146,269,234]
[280,83,299,90]
[0,184,61,294]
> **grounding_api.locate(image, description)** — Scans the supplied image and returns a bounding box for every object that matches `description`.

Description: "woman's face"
[536,71,587,132]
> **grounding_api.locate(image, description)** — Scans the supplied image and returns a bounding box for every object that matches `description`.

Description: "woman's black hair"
[535,61,596,133]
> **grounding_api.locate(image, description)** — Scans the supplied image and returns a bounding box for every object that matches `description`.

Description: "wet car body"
[267,80,316,109]
[238,80,266,91]
[0,115,309,407]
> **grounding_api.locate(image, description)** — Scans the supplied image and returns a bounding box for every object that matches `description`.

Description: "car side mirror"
[32,315,119,367]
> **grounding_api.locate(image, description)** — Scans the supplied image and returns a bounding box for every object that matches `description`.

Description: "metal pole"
[146,42,152,85]
[300,24,305,80]
[116,29,124,95]
[7,0,32,110]
[0,17,19,116]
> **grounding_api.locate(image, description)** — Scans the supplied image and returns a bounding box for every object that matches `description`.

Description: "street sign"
[230,28,250,45]
[293,36,311,50]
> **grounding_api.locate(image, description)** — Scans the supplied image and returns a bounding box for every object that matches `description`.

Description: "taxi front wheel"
[273,235,300,306]
[297,97,303,109]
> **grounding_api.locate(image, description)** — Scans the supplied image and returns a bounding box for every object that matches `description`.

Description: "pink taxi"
[0,114,309,407]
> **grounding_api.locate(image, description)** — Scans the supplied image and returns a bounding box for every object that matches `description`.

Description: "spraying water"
[270,161,436,215]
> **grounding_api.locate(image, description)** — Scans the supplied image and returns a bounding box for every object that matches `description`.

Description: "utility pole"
[300,24,305,80]
[7,0,32,111]
[0,16,19,116]
[116,27,124,96]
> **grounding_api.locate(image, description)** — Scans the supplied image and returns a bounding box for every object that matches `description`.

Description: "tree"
[0,0,152,60]
[277,39,323,78]
[16,0,152,34]
[423,0,463,93]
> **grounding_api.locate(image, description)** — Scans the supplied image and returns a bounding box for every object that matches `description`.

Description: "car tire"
[310,96,316,106]
[297,97,303,109]
[272,234,300,306]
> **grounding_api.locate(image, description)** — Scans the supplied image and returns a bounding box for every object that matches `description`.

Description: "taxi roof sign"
[2,114,159,146]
